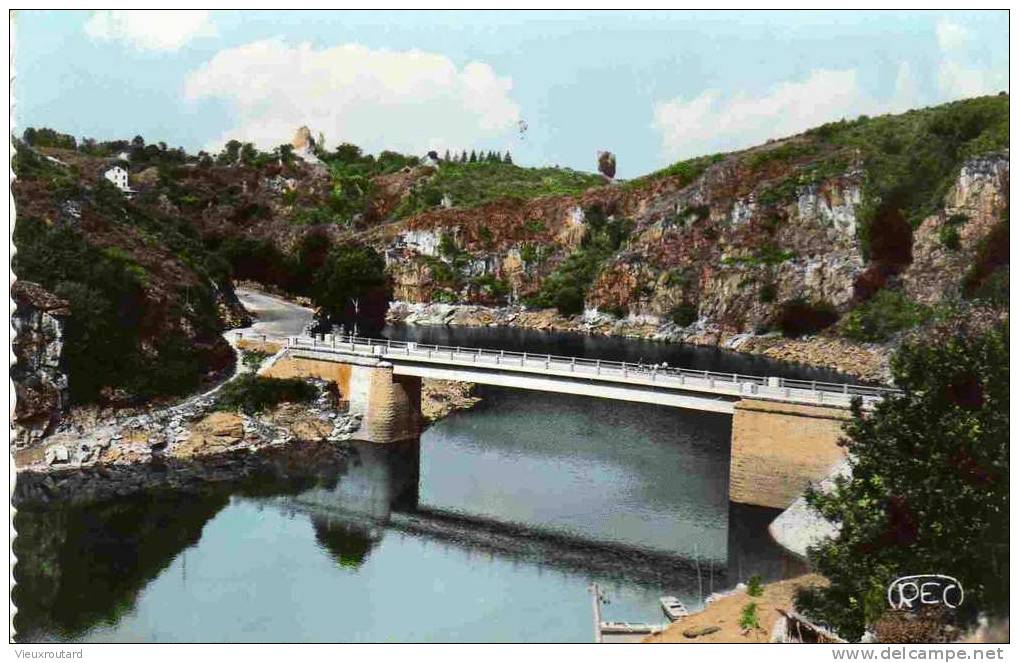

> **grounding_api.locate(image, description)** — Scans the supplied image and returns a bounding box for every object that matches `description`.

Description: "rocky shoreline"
[387,301,893,383]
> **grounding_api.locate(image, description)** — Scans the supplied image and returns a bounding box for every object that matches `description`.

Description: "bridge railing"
[285,333,900,402]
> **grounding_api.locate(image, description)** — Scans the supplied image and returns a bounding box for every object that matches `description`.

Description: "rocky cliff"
[11,281,71,445]
[369,96,1009,373]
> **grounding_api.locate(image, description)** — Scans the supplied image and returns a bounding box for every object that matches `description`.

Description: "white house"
[103,166,133,194]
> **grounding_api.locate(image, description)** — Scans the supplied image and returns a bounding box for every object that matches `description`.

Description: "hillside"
[11,145,249,421]
[12,94,1009,421]
[378,95,1008,344]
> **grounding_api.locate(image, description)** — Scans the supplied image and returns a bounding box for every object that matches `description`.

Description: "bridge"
[282,333,893,414]
[238,331,897,510]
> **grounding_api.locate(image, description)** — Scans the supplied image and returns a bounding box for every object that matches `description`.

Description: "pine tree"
[469,150,477,163]
[443,149,451,162]
[460,150,468,163]
[503,151,512,164]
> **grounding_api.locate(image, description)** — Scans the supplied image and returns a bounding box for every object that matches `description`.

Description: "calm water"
[14,327,817,643]
[379,323,867,385]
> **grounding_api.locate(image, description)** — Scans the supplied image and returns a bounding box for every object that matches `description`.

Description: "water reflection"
[13,491,230,642]
[14,385,800,642]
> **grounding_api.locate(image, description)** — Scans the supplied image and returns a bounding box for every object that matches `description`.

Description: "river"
[14,322,834,643]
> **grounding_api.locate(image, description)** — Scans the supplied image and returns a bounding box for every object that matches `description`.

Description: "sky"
[12,9,1010,178]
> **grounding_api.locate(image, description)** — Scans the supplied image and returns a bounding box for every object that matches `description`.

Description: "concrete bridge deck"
[280,333,895,413]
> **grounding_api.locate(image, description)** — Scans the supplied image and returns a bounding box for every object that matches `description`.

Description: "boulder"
[172,412,245,458]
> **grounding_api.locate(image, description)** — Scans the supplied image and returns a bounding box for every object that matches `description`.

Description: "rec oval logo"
[887,575,965,610]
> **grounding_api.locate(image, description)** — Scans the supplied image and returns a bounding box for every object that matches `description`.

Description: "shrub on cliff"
[527,205,633,315]
[797,318,1008,641]
[214,375,317,414]
[839,290,932,343]
[774,298,839,337]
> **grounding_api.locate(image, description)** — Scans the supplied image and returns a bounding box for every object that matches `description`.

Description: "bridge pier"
[728,399,850,509]
[262,351,422,444]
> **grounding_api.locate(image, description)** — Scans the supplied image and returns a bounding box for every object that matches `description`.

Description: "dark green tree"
[797,317,1009,640]
[218,140,242,165]
[239,142,258,165]
[312,243,390,334]
[503,151,512,164]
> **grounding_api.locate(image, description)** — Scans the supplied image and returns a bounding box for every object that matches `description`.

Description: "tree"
[276,144,295,165]
[333,142,363,163]
[460,150,468,163]
[219,140,242,165]
[503,151,513,164]
[312,243,390,334]
[797,316,1008,641]
[443,149,451,162]
[597,150,617,179]
[469,150,477,163]
[240,142,258,165]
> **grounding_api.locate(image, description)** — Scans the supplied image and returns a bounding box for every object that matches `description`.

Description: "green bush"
[840,290,931,343]
[527,205,633,315]
[746,575,764,598]
[241,350,271,371]
[759,283,777,303]
[739,603,761,630]
[392,161,604,218]
[668,302,698,327]
[775,298,839,337]
[214,375,317,414]
[939,213,969,250]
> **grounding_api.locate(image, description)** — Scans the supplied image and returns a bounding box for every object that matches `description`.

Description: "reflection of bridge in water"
[271,440,799,592]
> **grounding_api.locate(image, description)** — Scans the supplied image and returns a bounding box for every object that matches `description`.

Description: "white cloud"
[651,69,875,160]
[84,11,217,52]
[934,20,1007,99]
[937,59,1008,99]
[184,39,522,155]
[936,19,970,51]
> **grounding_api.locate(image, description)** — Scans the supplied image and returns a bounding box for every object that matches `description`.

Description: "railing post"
[652,367,656,382]
[623,364,627,378]
[477,349,482,362]
[843,383,848,395]
[571,357,575,372]
[596,360,601,375]
[522,352,527,366]
[497,350,502,365]
[545,354,550,369]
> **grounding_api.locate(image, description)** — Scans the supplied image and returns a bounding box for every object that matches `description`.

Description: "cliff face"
[902,154,1009,303]
[376,152,1006,335]
[12,281,71,446]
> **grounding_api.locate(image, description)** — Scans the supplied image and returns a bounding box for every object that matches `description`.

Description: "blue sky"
[12,10,1009,177]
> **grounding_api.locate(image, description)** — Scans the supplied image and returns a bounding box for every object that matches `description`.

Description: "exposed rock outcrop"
[12,281,71,446]
[902,153,1009,303]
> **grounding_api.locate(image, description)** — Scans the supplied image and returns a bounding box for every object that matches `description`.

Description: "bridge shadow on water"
[13,433,803,642]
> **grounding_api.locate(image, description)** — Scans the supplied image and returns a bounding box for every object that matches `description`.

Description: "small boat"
[659,596,689,621]
[599,621,664,635]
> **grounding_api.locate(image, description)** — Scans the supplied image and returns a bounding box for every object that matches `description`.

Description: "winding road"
[234,287,315,338]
